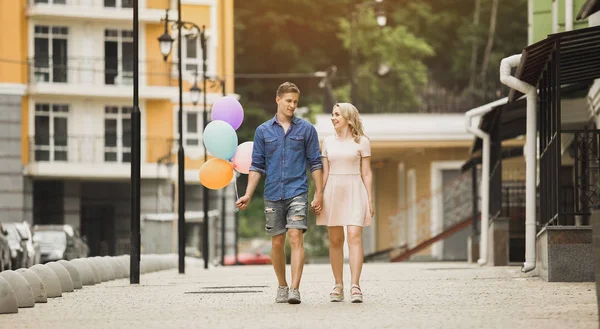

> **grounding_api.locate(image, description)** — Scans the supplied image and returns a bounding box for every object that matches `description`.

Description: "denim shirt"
[249,115,323,201]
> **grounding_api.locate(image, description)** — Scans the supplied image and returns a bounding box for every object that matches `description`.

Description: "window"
[34,25,68,83]
[104,29,133,85]
[176,109,203,148]
[182,34,211,76]
[104,106,132,163]
[104,0,133,8]
[34,103,69,162]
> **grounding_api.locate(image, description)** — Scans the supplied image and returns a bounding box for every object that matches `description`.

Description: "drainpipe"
[465,97,508,266]
[499,54,537,273]
[566,0,574,31]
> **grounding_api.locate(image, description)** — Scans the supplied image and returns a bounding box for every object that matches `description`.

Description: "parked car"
[33,224,89,263]
[0,224,12,271]
[224,243,271,266]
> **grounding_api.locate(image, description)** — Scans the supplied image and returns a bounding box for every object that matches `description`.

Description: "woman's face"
[331,106,348,130]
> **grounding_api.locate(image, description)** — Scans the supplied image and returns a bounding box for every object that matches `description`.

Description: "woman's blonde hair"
[334,103,367,143]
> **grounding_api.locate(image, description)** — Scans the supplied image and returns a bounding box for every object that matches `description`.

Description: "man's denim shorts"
[263,193,308,236]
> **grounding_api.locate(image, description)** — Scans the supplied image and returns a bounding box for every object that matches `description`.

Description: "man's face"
[276,92,299,118]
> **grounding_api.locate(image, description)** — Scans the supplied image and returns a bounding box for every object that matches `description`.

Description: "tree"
[337,9,434,113]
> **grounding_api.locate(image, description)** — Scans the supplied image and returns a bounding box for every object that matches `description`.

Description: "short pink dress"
[317,135,372,227]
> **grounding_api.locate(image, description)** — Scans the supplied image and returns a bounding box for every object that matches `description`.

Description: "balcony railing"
[29,0,134,9]
[28,135,174,164]
[28,56,176,87]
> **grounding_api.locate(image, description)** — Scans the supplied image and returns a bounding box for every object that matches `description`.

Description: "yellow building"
[0,0,235,257]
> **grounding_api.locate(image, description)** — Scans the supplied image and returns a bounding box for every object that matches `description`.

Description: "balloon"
[203,120,238,160]
[231,142,254,174]
[199,158,234,190]
[211,96,244,130]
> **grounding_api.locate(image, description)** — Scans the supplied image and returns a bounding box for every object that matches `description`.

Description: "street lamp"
[158,5,204,274]
[350,0,387,109]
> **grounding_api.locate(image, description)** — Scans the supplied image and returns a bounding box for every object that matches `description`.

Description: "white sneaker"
[275,286,289,303]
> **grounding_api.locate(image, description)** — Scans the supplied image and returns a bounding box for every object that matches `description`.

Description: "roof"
[577,0,600,20]
[471,97,527,153]
[508,25,600,102]
[314,113,473,142]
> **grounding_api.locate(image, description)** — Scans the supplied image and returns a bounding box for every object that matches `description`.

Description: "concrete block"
[46,262,74,293]
[103,256,124,279]
[0,271,34,308]
[94,257,115,281]
[70,259,96,286]
[0,276,18,314]
[536,226,593,282]
[29,264,62,298]
[82,258,102,284]
[15,268,47,303]
[58,260,82,289]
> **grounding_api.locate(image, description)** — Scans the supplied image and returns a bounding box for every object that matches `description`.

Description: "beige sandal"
[350,284,363,303]
[330,284,344,302]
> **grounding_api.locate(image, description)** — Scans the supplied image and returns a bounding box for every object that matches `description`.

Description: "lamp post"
[350,0,386,109]
[158,5,204,274]
[130,0,141,285]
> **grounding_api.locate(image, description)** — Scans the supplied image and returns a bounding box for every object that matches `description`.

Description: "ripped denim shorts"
[263,193,308,236]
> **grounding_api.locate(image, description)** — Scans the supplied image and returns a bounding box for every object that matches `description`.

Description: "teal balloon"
[203,120,238,160]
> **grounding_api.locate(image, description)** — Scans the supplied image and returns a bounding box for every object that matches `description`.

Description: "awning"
[508,25,600,102]
[577,0,600,20]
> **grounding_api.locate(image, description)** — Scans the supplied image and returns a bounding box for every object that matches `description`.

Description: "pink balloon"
[211,96,244,130]
[232,142,253,174]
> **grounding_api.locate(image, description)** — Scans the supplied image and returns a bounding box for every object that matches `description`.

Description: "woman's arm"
[360,155,374,217]
[322,156,330,192]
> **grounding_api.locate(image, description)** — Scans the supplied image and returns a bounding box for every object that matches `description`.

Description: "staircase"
[391,217,475,262]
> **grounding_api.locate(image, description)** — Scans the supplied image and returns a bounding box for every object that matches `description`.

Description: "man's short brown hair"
[276,82,300,98]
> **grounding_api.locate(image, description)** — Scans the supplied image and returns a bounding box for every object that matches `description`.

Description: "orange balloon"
[199,158,234,190]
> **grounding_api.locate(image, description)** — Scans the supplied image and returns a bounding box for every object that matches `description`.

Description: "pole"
[130,0,141,284]
[220,79,226,266]
[201,26,210,269]
[234,173,239,265]
[471,165,479,235]
[177,0,186,274]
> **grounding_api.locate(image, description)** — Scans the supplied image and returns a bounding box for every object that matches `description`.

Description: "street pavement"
[0,260,597,329]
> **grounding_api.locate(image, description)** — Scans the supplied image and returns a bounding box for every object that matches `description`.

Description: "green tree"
[337,8,434,113]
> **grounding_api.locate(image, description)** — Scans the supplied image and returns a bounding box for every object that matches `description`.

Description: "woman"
[315,103,374,303]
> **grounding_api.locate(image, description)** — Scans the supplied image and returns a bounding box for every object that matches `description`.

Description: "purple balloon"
[211,96,244,130]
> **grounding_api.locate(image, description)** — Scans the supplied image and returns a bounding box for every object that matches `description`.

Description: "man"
[235,82,324,304]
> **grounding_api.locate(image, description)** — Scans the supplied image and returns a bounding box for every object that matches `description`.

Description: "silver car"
[33,224,89,263]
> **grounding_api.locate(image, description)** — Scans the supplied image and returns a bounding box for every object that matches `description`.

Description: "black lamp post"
[158,4,204,274]
[350,0,386,109]
[130,0,141,285]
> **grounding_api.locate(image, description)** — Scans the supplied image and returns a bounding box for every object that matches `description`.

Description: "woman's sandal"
[350,284,363,303]
[330,284,344,302]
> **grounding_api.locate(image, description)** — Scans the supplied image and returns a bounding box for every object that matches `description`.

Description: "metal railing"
[28,135,174,164]
[389,170,475,250]
[29,0,134,9]
[28,56,177,87]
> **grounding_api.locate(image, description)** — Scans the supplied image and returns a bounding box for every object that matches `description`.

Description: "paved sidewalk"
[0,261,597,329]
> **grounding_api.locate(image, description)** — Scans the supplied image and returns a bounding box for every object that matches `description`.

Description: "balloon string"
[233,173,240,214]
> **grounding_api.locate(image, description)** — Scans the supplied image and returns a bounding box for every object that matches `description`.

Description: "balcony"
[25,135,177,179]
[28,56,178,99]
[27,0,166,23]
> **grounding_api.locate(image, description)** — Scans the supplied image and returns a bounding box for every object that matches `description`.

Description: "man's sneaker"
[288,288,301,304]
[275,286,289,303]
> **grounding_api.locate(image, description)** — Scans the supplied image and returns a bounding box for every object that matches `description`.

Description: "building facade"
[0,0,236,260]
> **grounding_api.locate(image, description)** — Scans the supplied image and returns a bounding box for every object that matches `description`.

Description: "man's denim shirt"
[249,115,323,201]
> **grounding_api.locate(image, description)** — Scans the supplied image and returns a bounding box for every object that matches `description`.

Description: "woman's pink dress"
[317,135,372,227]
